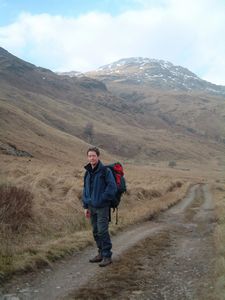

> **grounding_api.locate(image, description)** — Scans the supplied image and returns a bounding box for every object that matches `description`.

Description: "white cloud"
[0,0,225,85]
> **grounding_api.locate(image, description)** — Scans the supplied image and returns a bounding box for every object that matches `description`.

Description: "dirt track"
[0,184,217,300]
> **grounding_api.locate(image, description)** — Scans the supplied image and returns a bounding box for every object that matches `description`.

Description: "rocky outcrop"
[0,142,33,157]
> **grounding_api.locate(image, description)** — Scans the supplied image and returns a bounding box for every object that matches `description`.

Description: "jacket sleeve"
[101,168,117,202]
[82,173,89,209]
[82,189,88,209]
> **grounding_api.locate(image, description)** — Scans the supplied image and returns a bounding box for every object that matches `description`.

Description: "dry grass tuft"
[132,188,162,200]
[0,184,33,232]
[166,180,183,192]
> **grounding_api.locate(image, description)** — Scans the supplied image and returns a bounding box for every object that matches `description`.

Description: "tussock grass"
[0,184,33,232]
[109,181,189,233]
[0,183,34,276]
[0,157,193,280]
[166,180,182,192]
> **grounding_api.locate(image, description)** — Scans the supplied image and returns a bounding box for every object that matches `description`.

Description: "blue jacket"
[82,161,117,209]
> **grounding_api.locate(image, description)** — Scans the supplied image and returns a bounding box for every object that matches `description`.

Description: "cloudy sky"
[0,0,225,85]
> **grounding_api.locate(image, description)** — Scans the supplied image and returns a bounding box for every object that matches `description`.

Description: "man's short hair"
[87,147,100,157]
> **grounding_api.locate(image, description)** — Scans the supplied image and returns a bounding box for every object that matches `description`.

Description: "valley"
[0,47,224,299]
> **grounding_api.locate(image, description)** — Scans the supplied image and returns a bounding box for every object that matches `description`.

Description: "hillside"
[0,47,224,285]
[0,48,225,167]
[0,47,125,163]
[85,58,225,152]
[62,57,225,164]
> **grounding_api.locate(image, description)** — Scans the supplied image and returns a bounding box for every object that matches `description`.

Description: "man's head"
[87,147,100,168]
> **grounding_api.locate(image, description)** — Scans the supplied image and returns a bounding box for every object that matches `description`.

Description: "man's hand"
[84,209,90,218]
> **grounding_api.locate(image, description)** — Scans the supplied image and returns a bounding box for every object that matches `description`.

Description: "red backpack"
[105,162,126,209]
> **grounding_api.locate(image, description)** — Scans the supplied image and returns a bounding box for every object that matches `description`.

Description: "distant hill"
[56,71,84,78]
[86,57,225,96]
[0,48,225,165]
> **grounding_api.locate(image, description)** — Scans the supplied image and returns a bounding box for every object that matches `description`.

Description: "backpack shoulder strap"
[102,166,111,182]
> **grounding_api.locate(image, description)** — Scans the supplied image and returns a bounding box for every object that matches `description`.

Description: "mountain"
[0,48,225,167]
[86,57,225,96]
[56,71,84,77]
[84,57,225,148]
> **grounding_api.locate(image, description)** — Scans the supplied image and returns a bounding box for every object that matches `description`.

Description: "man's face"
[87,151,99,167]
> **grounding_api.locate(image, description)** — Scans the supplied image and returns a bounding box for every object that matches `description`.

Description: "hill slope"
[85,57,225,156]
[0,48,225,166]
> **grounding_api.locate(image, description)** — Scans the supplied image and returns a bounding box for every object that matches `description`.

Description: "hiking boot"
[99,257,112,267]
[89,254,103,263]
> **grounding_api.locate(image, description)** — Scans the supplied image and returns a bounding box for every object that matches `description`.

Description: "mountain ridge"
[59,57,225,96]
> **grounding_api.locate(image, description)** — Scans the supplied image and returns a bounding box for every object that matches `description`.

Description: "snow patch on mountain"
[91,57,225,95]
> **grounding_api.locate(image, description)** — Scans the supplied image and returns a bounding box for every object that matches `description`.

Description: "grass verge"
[0,176,190,282]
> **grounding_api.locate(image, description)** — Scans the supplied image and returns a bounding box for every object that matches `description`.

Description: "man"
[82,147,117,267]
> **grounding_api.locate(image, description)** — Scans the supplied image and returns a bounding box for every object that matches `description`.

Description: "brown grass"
[0,184,33,232]
[0,152,217,280]
[166,180,182,192]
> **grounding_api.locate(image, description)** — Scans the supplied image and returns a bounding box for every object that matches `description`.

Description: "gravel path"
[0,184,216,300]
[137,183,216,300]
